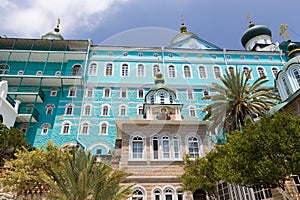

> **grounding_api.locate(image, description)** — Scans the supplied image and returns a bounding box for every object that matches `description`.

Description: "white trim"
[120,62,130,77]
[182,64,193,78]
[88,62,98,76]
[104,62,114,76]
[136,63,145,77]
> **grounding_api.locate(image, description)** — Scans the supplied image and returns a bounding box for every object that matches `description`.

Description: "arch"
[152,187,162,200]
[130,185,147,200]
[88,142,110,156]
[130,134,146,159]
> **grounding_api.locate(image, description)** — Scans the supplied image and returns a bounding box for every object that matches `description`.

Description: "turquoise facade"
[0,22,288,156]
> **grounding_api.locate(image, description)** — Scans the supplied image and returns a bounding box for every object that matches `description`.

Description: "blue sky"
[0,0,299,50]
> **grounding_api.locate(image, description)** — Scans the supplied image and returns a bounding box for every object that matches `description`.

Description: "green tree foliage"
[181,112,300,193]
[0,123,33,166]
[202,68,279,133]
[0,142,133,200]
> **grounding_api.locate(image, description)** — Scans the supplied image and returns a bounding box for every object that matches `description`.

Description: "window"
[123,52,128,56]
[68,87,77,97]
[88,63,97,76]
[36,71,42,76]
[81,122,89,134]
[168,65,176,78]
[228,66,234,73]
[183,65,191,78]
[120,88,127,98]
[243,67,251,78]
[17,70,24,75]
[137,64,145,77]
[164,188,173,200]
[62,121,71,134]
[137,105,143,115]
[83,104,92,115]
[104,88,111,98]
[50,88,58,96]
[153,64,160,77]
[257,67,266,77]
[138,52,143,57]
[41,123,50,135]
[272,67,279,77]
[187,90,194,100]
[0,64,9,74]
[214,66,221,78]
[137,89,144,98]
[168,53,173,57]
[188,136,200,158]
[95,149,102,157]
[20,124,28,134]
[55,71,61,76]
[71,64,82,76]
[132,136,144,159]
[86,88,94,97]
[152,136,159,159]
[293,175,300,194]
[189,106,196,117]
[100,122,108,134]
[65,104,74,115]
[46,104,54,115]
[153,53,158,57]
[203,90,209,97]
[119,105,127,116]
[218,182,230,200]
[293,68,300,87]
[105,63,113,76]
[253,187,272,199]
[162,136,170,159]
[108,52,113,56]
[176,189,183,200]
[254,56,260,60]
[102,105,109,116]
[131,189,144,200]
[153,189,161,200]
[121,64,129,77]
[173,136,180,159]
[160,93,165,104]
[282,77,291,96]
[198,65,207,78]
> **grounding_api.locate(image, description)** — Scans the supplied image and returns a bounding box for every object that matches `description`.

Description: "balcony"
[16,107,40,123]
[5,95,16,107]
[8,87,45,103]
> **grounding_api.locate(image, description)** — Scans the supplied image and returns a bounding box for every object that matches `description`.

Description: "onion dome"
[41,19,64,40]
[287,42,300,58]
[241,21,272,48]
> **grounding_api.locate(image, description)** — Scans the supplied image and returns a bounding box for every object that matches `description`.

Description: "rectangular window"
[187,90,194,100]
[132,142,143,159]
[137,64,145,77]
[86,88,94,97]
[138,89,143,98]
[68,88,76,97]
[50,89,57,96]
[88,64,97,76]
[121,89,127,98]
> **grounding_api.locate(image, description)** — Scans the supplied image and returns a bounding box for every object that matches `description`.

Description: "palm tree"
[202,67,279,134]
[43,147,133,200]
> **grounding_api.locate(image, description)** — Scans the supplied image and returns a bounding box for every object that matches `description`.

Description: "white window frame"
[137,89,144,98]
[81,122,89,134]
[121,63,129,77]
[45,104,54,115]
[198,65,207,79]
[119,104,128,116]
[257,66,267,78]
[168,65,176,78]
[61,121,71,134]
[36,71,42,76]
[105,63,113,76]
[130,135,145,160]
[41,123,50,135]
[186,90,194,100]
[183,65,192,78]
[186,135,202,159]
[103,88,111,98]
[65,104,74,115]
[213,65,222,78]
[101,104,110,116]
[189,106,197,117]
[99,121,109,135]
[137,63,145,77]
[50,88,58,96]
[242,66,252,79]
[137,104,143,115]
[83,104,92,116]
[86,88,94,97]
[88,63,97,76]
[120,88,128,98]
[271,67,279,78]
[68,87,77,97]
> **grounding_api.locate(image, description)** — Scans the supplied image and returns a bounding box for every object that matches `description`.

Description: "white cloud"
[0,0,130,38]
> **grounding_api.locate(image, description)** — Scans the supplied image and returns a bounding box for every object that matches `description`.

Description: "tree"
[0,142,134,200]
[0,123,33,166]
[202,68,279,133]
[181,112,300,194]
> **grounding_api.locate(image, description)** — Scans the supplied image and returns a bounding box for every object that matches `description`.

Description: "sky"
[0,0,300,50]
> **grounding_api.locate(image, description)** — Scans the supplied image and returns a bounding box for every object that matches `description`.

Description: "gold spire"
[180,14,187,33]
[246,13,255,28]
[54,18,61,33]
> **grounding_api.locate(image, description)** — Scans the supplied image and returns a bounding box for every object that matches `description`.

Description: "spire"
[180,14,187,33]
[246,13,255,28]
[54,18,61,33]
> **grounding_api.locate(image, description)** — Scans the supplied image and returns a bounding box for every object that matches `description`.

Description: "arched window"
[257,67,266,77]
[0,64,9,74]
[104,88,110,98]
[153,189,161,200]
[83,104,91,115]
[198,65,207,78]
[121,63,129,77]
[46,104,54,115]
[168,65,176,78]
[88,63,97,76]
[292,68,300,87]
[173,136,180,159]
[137,64,145,77]
[131,189,145,200]
[162,136,170,159]
[120,88,127,98]
[138,89,144,98]
[65,104,73,115]
[102,105,109,116]
[132,136,144,159]
[137,105,143,115]
[86,88,94,97]
[189,106,196,117]
[153,64,160,77]
[152,136,159,159]
[187,136,200,158]
[164,188,174,200]
[176,188,184,200]
[213,66,221,78]
[68,87,77,97]
[100,122,108,134]
[50,88,58,96]
[105,63,113,76]
[71,64,82,76]
[183,65,191,78]
[119,105,127,116]
[282,76,291,96]
[41,123,50,135]
[228,66,234,73]
[272,67,279,77]
[81,122,89,134]
[187,90,194,100]
[243,66,251,78]
[62,121,71,134]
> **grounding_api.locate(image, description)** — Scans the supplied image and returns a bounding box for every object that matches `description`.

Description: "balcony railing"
[8,87,45,102]
[5,95,16,107]
[18,107,40,122]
